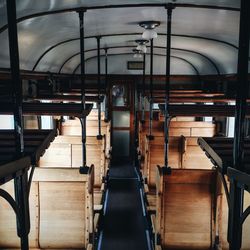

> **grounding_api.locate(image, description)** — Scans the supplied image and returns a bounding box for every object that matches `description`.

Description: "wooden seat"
[61,114,111,164]
[144,136,182,189]
[39,135,106,189]
[143,135,214,191]
[155,168,217,250]
[139,120,215,172]
[0,167,94,249]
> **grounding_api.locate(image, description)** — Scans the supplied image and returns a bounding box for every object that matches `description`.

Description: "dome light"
[139,21,160,40]
[135,39,149,54]
[142,29,158,40]
[133,48,143,59]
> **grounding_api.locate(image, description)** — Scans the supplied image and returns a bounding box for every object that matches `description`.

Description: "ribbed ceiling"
[0,0,247,75]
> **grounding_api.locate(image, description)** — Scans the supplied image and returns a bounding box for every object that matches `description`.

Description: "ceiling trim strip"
[32,33,239,71]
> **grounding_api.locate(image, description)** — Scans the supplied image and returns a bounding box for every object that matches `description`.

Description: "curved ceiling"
[0,0,247,75]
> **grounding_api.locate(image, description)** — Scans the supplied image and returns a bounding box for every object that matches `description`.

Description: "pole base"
[96,134,103,140]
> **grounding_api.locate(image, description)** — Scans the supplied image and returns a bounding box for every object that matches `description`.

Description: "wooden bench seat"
[155,168,217,250]
[139,120,215,172]
[61,117,111,163]
[0,167,94,249]
[143,135,214,191]
[39,135,106,189]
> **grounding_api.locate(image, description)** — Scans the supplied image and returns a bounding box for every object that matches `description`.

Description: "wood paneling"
[39,135,106,188]
[39,182,88,249]
[39,143,71,168]
[156,169,215,250]
[0,181,39,248]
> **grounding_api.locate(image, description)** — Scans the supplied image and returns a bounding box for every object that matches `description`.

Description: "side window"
[0,115,14,129]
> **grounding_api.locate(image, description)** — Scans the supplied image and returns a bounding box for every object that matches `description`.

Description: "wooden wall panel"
[0,181,39,248]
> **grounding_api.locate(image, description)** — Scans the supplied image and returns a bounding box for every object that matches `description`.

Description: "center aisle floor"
[99,161,151,250]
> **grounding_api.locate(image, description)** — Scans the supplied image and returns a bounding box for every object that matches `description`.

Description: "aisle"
[99,161,151,250]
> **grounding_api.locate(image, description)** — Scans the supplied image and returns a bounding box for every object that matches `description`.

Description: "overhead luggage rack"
[28,94,104,103]
[198,137,250,174]
[0,102,93,117]
[158,103,250,117]
[0,129,56,184]
[0,156,31,185]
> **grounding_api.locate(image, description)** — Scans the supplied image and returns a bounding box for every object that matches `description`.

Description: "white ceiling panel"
[0,1,245,75]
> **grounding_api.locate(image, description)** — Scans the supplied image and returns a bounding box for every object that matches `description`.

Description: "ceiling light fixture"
[135,39,149,53]
[139,21,160,40]
[133,49,143,58]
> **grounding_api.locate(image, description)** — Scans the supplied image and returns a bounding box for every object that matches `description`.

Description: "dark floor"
[99,161,150,250]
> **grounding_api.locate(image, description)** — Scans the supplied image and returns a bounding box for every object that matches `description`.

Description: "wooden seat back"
[144,135,214,189]
[144,136,182,188]
[139,120,215,169]
[61,116,111,159]
[156,168,216,249]
[182,137,214,169]
[138,120,164,170]
[39,135,105,188]
[0,167,94,249]
[169,121,216,137]
[0,181,39,248]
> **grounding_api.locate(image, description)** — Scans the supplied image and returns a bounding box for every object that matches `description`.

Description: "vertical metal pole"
[164,4,174,167]
[149,39,154,139]
[97,36,103,139]
[141,53,146,123]
[134,83,139,167]
[228,1,250,249]
[6,0,30,249]
[79,10,87,167]
[104,48,109,122]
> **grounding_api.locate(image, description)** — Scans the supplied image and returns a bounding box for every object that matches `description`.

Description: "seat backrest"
[144,136,182,188]
[156,168,216,249]
[39,135,105,187]
[0,167,94,249]
[144,135,214,188]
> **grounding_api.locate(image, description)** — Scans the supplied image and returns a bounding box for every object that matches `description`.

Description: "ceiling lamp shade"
[142,29,158,40]
[136,44,147,53]
[139,21,160,40]
[135,39,149,54]
[133,49,143,58]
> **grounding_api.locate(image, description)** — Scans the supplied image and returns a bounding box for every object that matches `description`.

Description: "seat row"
[0,111,111,249]
[138,118,250,249]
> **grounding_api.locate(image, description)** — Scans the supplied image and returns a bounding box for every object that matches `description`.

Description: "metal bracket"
[79,166,90,174]
[96,134,103,140]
